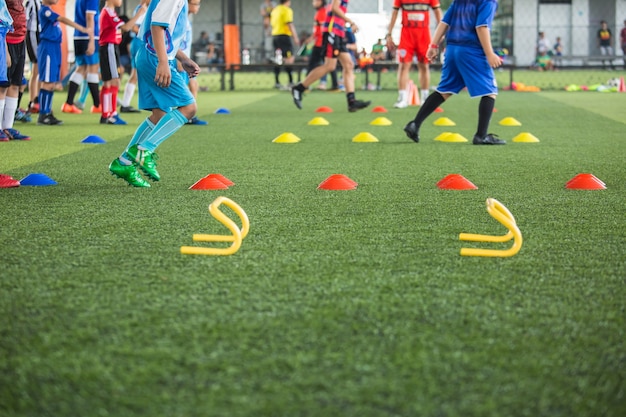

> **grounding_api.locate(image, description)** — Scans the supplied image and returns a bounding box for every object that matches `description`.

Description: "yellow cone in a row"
[308,117,329,125]
[434,132,468,142]
[352,132,379,142]
[272,132,301,143]
[370,117,392,126]
[433,117,456,126]
[512,132,540,142]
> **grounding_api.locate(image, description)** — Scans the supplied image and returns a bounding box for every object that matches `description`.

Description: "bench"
[554,55,624,68]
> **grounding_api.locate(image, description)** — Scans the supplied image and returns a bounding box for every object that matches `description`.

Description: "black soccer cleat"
[291,86,303,109]
[403,121,420,143]
[348,99,371,112]
[473,133,506,145]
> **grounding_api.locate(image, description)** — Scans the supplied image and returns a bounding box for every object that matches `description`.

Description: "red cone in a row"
[318,174,357,190]
[189,174,234,190]
[371,105,388,113]
[437,174,478,190]
[315,106,333,113]
[565,173,606,190]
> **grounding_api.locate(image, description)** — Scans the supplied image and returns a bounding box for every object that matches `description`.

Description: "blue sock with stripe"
[137,109,188,152]
[39,89,54,114]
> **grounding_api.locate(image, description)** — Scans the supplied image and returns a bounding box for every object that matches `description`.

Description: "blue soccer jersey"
[442,0,498,48]
[139,0,189,60]
[39,5,61,42]
[73,0,99,40]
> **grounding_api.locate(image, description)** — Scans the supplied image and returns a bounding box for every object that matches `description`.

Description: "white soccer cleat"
[393,100,408,109]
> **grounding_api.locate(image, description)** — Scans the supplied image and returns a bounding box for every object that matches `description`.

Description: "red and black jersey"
[6,0,27,43]
[393,0,440,29]
[99,6,124,46]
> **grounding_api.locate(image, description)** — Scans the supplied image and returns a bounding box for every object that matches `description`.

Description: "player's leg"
[2,42,30,140]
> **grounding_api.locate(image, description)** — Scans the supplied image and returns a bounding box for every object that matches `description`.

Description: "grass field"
[1,88,625,416]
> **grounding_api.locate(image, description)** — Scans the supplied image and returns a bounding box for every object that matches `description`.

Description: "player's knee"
[179,103,197,120]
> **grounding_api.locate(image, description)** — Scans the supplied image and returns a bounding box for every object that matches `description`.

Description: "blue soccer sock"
[137,109,188,152]
[122,117,155,159]
[39,89,54,114]
[78,79,89,104]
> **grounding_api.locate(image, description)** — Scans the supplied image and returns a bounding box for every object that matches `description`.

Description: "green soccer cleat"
[126,145,160,181]
[109,159,150,188]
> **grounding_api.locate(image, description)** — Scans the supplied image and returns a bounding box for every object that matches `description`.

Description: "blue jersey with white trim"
[74,0,99,40]
[139,0,189,60]
[442,0,497,48]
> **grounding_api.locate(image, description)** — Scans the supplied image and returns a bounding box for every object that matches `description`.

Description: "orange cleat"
[91,105,102,113]
[61,103,83,114]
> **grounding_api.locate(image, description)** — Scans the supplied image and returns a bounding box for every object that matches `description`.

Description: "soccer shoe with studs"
[61,103,83,114]
[472,133,506,145]
[4,128,31,141]
[403,121,420,143]
[109,159,150,188]
[126,145,160,181]
[37,113,63,125]
[348,99,371,112]
[291,86,303,109]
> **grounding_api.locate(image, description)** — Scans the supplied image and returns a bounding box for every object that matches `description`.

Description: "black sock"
[88,82,100,107]
[295,83,306,92]
[274,66,280,84]
[413,91,445,128]
[476,96,495,138]
[346,92,355,104]
[66,81,80,105]
[18,92,23,108]
[285,67,293,84]
[330,71,338,89]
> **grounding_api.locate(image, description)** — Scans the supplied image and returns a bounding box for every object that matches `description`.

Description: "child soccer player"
[403,0,506,145]
[291,0,370,112]
[108,0,200,188]
[98,0,146,124]
[37,0,91,125]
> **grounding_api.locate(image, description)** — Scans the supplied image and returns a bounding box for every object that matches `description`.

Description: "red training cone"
[565,173,606,190]
[618,76,625,93]
[434,107,444,113]
[317,174,358,190]
[436,174,478,190]
[189,175,229,190]
[207,173,234,186]
[371,106,388,113]
[315,106,333,113]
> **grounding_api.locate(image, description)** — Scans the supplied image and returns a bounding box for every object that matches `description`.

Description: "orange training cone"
[318,174,358,190]
[434,107,444,113]
[407,80,420,106]
[208,173,234,186]
[372,105,388,113]
[189,175,229,190]
[315,106,333,113]
[436,174,478,190]
[565,173,606,190]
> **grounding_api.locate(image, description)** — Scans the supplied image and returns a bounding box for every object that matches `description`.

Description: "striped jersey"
[323,0,348,37]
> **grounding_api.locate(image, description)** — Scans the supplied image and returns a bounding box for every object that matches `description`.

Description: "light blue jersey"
[139,0,188,60]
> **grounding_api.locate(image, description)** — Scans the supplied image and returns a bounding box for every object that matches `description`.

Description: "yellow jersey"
[270,4,293,36]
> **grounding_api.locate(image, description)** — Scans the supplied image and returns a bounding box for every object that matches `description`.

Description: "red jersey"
[5,0,26,43]
[393,0,440,29]
[98,6,123,46]
[323,0,348,37]
[313,5,328,47]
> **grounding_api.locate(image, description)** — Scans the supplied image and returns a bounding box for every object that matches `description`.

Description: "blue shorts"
[0,28,7,82]
[437,44,498,98]
[136,47,195,112]
[130,38,142,69]
[74,39,100,66]
[38,40,61,83]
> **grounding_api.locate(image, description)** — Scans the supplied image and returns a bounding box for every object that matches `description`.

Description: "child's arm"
[120,4,147,33]
[176,49,200,78]
[476,26,502,69]
[57,16,91,35]
[151,25,172,87]
[426,21,448,62]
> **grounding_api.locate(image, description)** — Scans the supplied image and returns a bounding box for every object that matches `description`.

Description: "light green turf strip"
[538,92,626,124]
[0,91,279,172]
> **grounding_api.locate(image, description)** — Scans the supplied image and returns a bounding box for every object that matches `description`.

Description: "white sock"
[3,96,18,129]
[0,99,5,128]
[69,71,84,85]
[398,90,408,102]
[122,82,136,107]
[421,89,429,102]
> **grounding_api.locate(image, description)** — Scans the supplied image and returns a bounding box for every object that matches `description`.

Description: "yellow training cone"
[370,117,392,126]
[352,132,379,142]
[436,132,468,142]
[272,132,301,143]
[308,117,329,125]
[499,117,522,126]
[433,117,456,126]
[512,132,540,143]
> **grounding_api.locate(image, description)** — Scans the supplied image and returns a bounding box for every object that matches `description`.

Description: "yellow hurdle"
[459,198,522,257]
[181,196,250,256]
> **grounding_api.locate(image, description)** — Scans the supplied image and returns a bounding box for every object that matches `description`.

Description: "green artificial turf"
[1,89,625,417]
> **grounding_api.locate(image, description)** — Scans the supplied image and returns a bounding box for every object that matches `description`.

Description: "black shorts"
[272,35,293,59]
[307,45,325,72]
[99,43,120,81]
[74,38,99,57]
[26,30,40,63]
[0,41,26,87]
[323,32,348,59]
